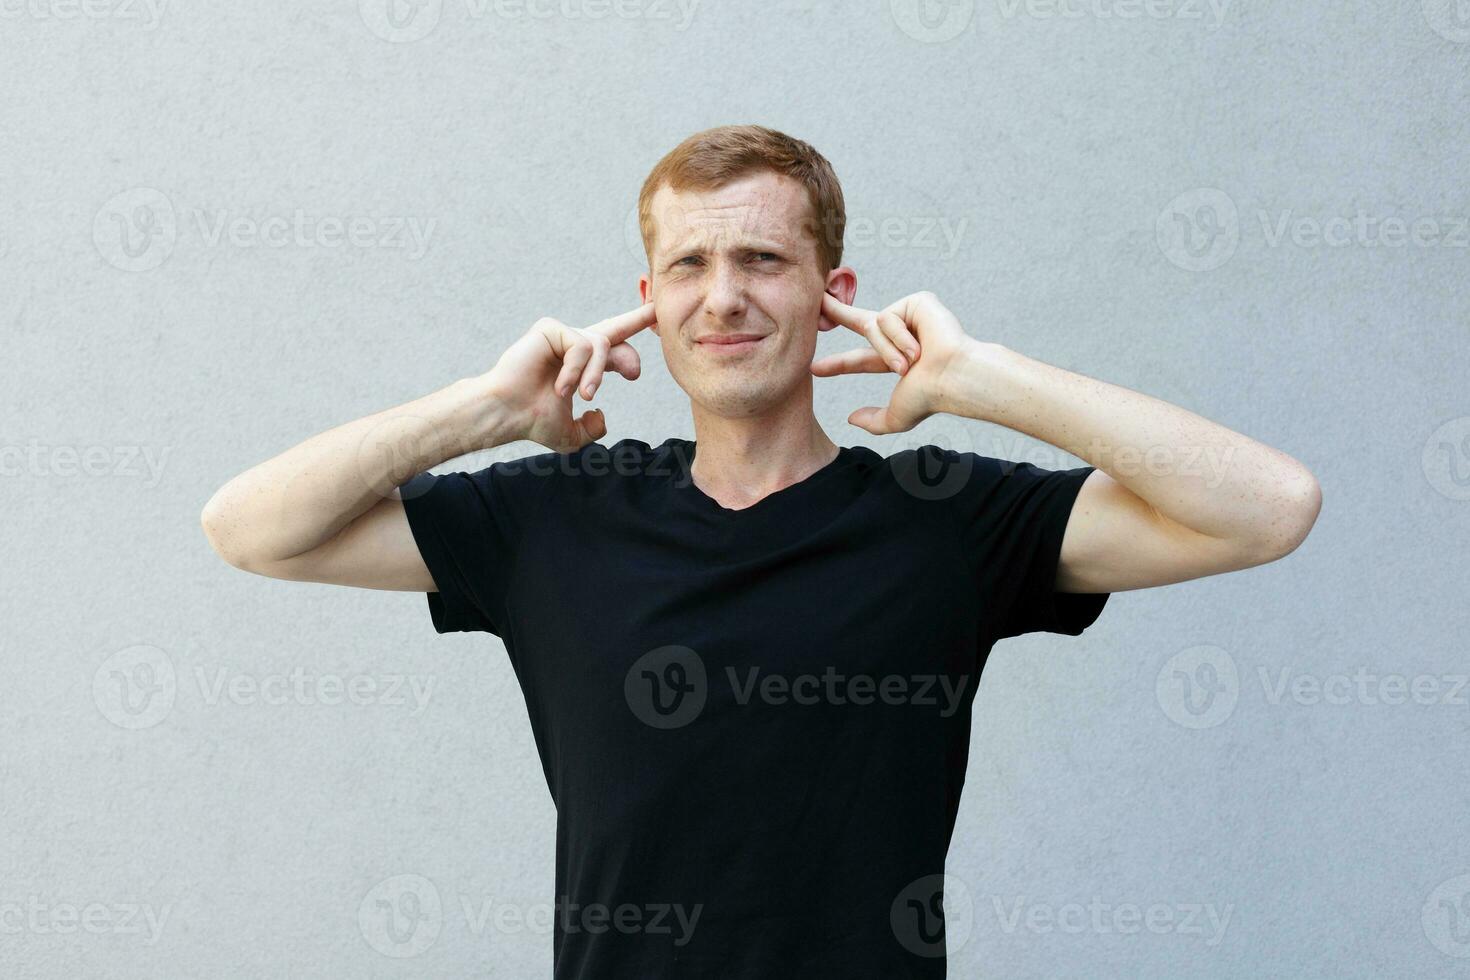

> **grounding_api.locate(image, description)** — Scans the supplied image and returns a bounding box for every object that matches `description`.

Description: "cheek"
[651,290,696,337]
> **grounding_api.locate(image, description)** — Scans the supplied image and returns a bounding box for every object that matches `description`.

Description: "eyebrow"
[659,236,792,261]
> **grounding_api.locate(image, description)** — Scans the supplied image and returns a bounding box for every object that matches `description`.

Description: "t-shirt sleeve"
[398,462,528,636]
[946,451,1110,639]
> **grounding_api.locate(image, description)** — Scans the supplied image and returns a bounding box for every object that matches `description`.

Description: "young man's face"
[638,170,855,419]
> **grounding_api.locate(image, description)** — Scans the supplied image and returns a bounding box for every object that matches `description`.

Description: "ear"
[638,273,659,335]
[819,267,858,332]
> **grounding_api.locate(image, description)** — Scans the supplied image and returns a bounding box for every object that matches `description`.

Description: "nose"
[701,261,747,322]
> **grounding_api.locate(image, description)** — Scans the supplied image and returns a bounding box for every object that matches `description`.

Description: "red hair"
[636,124,846,274]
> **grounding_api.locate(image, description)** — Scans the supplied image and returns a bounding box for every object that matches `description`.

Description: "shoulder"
[869,443,1093,522]
[865,443,1005,504]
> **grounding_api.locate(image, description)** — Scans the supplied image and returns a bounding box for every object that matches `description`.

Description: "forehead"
[648,171,815,255]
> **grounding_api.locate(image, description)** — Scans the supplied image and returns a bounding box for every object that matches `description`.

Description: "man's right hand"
[201,301,657,590]
[482,302,658,452]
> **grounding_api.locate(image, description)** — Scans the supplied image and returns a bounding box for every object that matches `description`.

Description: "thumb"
[847,406,902,435]
[571,407,607,447]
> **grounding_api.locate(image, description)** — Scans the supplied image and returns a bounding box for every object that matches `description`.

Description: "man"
[201,125,1321,977]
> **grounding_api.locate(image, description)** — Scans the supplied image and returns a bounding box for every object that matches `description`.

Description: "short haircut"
[636,124,846,275]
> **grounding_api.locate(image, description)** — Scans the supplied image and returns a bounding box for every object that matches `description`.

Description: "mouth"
[696,333,767,354]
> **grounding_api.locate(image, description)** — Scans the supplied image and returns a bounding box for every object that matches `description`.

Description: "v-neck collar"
[663,438,855,519]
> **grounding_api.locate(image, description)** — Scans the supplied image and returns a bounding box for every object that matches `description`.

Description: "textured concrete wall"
[3,1,1468,976]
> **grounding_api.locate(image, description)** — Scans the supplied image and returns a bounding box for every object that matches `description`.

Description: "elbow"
[199,498,234,564]
[1256,472,1323,563]
[200,494,259,572]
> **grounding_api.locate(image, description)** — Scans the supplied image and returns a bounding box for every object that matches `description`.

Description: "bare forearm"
[201,375,517,567]
[939,343,1322,554]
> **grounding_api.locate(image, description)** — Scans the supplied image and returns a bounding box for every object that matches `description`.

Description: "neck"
[687,383,838,510]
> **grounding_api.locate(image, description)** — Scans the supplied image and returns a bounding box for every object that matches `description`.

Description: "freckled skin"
[638,172,846,420]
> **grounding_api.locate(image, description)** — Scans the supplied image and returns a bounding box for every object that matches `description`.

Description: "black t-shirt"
[400,437,1108,978]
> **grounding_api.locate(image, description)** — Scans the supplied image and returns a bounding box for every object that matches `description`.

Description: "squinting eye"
[754,253,779,262]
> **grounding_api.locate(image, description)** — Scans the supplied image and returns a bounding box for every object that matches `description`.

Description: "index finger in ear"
[820,292,877,334]
[587,302,657,345]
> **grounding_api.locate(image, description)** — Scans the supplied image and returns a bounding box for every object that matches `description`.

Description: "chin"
[682,373,799,420]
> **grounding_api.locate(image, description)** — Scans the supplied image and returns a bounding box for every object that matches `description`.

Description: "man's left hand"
[813,290,993,434]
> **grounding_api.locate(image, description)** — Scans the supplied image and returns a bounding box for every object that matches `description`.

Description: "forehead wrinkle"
[665,228,794,254]
[661,210,800,255]
[650,181,812,261]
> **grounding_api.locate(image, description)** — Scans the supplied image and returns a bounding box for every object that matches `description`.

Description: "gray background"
[3,0,1468,976]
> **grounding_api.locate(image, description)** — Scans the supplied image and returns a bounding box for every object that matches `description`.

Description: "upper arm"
[1056,469,1273,593]
[239,492,438,592]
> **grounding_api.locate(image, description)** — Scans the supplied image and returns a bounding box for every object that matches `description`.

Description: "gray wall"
[3,1,1468,976]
